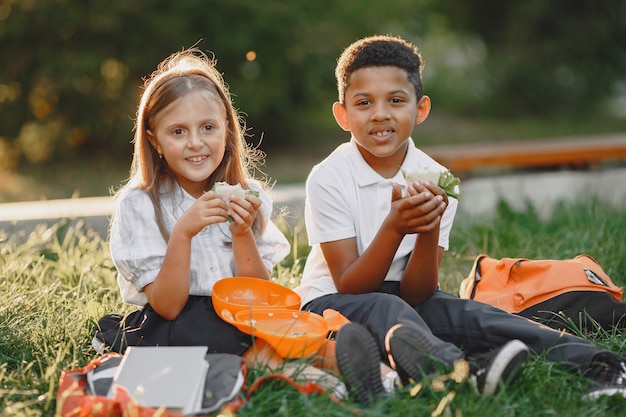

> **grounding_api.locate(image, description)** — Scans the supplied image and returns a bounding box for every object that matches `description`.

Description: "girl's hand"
[176,191,229,238]
[387,182,447,236]
[227,194,261,235]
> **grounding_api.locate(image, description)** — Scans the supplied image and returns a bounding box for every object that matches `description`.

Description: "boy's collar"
[348,138,418,187]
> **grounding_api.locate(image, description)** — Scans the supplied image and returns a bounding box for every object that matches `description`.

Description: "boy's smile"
[333,66,430,177]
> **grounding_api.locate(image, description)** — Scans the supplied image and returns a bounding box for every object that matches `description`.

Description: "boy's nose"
[371,104,391,120]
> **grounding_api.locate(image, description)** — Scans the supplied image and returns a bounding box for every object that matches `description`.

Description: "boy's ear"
[332,102,351,131]
[415,95,431,125]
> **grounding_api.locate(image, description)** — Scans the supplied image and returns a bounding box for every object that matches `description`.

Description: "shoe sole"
[583,386,626,401]
[335,323,386,405]
[92,336,106,354]
[385,323,440,384]
[474,339,529,395]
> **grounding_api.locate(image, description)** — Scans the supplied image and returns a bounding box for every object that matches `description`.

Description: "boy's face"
[333,66,430,167]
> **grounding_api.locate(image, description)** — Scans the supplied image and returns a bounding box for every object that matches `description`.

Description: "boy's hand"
[388,182,447,235]
[175,191,229,238]
[406,179,449,207]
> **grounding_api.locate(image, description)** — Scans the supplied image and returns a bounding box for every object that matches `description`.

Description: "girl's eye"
[202,124,214,132]
[172,128,184,136]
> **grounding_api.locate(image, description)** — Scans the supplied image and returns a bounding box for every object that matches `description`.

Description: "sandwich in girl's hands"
[403,167,461,200]
[211,182,260,221]
[212,182,259,201]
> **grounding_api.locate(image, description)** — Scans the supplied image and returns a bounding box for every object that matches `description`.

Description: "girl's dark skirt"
[94,295,252,355]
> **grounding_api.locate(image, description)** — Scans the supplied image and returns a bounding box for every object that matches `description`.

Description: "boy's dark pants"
[303,284,607,373]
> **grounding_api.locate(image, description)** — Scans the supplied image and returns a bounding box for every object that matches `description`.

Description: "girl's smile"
[148,91,227,197]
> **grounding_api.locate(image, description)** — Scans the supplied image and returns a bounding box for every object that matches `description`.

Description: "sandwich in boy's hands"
[403,167,461,200]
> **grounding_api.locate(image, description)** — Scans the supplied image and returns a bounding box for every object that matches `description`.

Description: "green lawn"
[2,197,626,416]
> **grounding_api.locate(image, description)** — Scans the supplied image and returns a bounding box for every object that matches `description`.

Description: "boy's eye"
[391,97,404,104]
[356,100,371,106]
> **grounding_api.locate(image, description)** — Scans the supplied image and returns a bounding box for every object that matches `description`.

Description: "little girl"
[94,48,296,366]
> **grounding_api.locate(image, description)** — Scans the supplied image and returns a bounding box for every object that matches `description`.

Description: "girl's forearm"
[145,231,192,320]
[232,229,270,280]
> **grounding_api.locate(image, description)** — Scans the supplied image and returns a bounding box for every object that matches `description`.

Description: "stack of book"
[105,346,209,415]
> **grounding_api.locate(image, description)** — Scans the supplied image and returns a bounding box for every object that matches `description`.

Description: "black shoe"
[335,322,386,405]
[466,339,529,395]
[583,352,626,400]
[384,323,443,385]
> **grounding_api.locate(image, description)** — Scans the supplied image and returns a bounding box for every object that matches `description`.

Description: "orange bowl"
[212,277,301,324]
[234,309,330,358]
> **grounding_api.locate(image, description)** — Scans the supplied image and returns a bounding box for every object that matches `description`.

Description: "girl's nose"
[187,131,203,148]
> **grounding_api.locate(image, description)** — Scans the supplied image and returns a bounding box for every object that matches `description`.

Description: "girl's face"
[148,91,228,198]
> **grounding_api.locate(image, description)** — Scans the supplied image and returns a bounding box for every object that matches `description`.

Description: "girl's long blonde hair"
[116,48,265,239]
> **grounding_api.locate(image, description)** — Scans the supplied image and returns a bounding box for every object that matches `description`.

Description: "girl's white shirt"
[110,180,290,306]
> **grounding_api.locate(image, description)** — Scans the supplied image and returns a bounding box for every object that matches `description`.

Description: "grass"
[2,198,626,416]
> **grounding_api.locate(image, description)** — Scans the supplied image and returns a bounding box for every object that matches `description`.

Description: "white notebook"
[108,346,209,414]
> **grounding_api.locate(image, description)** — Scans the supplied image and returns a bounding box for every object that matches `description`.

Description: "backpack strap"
[460,254,489,300]
[246,373,327,398]
[469,257,484,300]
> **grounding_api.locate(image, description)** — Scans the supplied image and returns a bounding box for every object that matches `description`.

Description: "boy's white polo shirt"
[296,138,458,307]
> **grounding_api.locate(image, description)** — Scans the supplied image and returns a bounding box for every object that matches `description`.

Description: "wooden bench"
[422,133,626,177]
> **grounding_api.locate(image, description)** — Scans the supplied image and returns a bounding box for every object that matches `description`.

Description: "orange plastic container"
[322,308,351,332]
[234,309,330,358]
[212,277,340,358]
[212,277,301,323]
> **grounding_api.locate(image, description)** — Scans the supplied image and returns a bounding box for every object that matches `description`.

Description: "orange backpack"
[459,254,626,331]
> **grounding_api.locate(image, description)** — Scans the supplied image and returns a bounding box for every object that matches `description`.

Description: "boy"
[295,34,626,404]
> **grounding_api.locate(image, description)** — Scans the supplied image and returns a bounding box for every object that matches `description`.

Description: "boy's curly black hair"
[335,35,424,103]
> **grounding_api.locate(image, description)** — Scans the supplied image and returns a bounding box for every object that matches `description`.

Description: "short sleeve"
[249,181,290,269]
[438,195,458,250]
[304,166,356,246]
[109,189,167,305]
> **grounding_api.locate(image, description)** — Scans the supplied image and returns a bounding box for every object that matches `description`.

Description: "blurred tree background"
[1,0,625,201]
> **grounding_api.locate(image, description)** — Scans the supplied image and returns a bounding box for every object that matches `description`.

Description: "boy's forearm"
[399,231,441,305]
[332,223,405,294]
